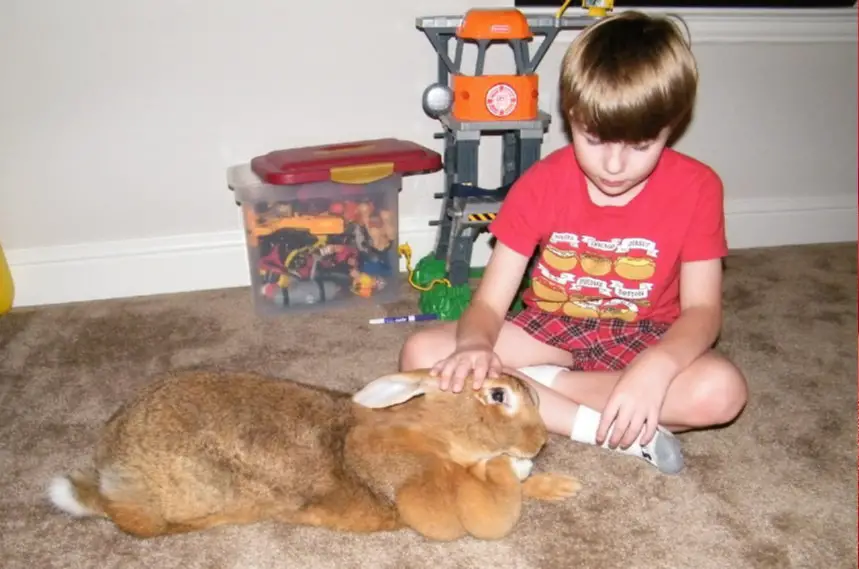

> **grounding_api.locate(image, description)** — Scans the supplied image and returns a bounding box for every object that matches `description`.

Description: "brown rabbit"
[48,368,581,541]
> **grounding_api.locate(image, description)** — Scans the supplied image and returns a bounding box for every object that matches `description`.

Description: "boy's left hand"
[596,350,677,449]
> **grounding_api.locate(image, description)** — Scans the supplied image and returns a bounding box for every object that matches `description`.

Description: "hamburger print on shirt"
[528,232,659,323]
[488,145,729,327]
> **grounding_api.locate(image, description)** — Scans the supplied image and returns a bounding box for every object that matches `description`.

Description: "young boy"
[398,11,748,474]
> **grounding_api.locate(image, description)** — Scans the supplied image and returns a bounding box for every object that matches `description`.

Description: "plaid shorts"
[506,306,670,372]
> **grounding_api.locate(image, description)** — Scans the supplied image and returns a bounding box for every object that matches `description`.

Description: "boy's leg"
[518,352,746,474]
[519,351,748,432]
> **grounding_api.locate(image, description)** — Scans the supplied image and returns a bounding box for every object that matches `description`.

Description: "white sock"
[517,364,567,389]
[571,405,685,475]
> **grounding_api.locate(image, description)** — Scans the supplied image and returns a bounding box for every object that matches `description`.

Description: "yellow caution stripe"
[467,212,497,222]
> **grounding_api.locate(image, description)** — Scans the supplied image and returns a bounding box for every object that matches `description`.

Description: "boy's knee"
[398,328,449,371]
[688,356,748,427]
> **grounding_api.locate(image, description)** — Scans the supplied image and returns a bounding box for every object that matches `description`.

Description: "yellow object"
[467,212,497,223]
[556,0,573,18]
[245,212,346,246]
[0,243,14,314]
[556,0,614,18]
[283,236,329,275]
[351,272,380,298]
[330,162,395,185]
[398,243,452,292]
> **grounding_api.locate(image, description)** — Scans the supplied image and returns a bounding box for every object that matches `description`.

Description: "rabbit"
[47,367,581,541]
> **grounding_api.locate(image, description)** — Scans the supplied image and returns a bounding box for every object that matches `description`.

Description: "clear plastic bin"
[227,138,441,316]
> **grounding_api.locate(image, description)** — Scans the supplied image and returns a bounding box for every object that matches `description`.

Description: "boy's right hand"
[429,347,503,393]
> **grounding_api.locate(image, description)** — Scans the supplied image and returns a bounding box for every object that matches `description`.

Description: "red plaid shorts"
[505,306,670,372]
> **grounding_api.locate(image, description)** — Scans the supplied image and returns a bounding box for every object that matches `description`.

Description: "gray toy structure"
[416,13,594,286]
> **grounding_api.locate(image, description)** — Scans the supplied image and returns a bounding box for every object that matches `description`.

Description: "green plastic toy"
[412,254,472,321]
[399,244,529,321]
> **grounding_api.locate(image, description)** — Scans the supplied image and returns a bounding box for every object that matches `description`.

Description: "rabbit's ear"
[352,373,432,409]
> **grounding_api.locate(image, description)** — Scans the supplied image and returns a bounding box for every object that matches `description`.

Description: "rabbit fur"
[48,368,581,541]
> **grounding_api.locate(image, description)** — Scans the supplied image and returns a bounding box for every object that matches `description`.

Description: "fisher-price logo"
[485,83,517,117]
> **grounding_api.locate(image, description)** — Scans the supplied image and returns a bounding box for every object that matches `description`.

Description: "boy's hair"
[560,11,698,143]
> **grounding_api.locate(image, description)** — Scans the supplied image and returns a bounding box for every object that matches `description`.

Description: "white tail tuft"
[48,476,94,517]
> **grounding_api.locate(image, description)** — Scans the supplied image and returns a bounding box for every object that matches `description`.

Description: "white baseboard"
[5,195,856,308]
[723,195,858,249]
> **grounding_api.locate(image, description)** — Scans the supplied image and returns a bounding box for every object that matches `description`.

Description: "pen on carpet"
[369,314,440,325]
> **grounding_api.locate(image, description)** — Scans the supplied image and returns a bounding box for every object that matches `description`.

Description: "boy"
[398,11,748,474]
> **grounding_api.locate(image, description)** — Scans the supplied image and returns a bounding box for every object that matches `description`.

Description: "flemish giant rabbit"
[48,368,581,541]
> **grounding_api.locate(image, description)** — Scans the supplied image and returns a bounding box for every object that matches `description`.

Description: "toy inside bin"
[228,138,442,316]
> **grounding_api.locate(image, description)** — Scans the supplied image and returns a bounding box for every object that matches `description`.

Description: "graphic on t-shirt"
[530,232,660,322]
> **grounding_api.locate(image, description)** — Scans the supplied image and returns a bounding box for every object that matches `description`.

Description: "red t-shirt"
[489,145,728,325]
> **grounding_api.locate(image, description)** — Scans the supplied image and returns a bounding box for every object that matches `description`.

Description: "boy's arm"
[455,157,550,354]
[650,166,728,379]
[455,242,531,353]
[598,169,727,448]
[647,258,723,380]
[596,258,723,448]
[430,242,530,391]
[433,157,552,389]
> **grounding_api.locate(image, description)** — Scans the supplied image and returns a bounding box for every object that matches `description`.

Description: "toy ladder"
[429,113,552,285]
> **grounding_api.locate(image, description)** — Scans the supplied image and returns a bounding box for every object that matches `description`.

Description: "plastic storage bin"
[228,138,442,316]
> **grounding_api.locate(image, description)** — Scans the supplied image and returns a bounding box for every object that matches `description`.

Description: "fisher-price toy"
[403,3,606,321]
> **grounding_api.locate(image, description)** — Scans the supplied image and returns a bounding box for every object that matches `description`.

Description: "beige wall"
[1,1,856,307]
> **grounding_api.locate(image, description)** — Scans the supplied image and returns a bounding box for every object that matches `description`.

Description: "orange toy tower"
[450,9,538,122]
[415,8,598,287]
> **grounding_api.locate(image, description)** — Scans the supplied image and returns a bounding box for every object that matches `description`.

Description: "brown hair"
[560,11,698,143]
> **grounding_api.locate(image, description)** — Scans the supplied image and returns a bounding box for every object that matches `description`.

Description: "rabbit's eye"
[490,388,507,404]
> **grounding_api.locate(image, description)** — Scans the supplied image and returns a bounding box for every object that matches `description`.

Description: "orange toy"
[414,8,600,294]
[451,9,538,122]
[418,8,601,124]
[450,74,539,122]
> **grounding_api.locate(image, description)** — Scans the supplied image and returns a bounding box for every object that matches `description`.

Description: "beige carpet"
[0,242,856,569]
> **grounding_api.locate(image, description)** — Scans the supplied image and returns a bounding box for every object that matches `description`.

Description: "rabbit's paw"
[508,457,534,481]
[522,473,582,501]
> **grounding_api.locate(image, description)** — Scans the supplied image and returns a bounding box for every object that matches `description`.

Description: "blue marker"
[369,314,439,325]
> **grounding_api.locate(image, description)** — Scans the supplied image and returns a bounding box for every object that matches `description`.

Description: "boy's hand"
[430,347,503,393]
[596,350,677,449]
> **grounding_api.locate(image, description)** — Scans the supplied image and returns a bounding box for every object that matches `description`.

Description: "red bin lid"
[250,138,442,186]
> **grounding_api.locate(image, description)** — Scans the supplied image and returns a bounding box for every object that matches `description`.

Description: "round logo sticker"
[485,83,518,117]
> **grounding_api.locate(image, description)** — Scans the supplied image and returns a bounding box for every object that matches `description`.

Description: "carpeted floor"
[0,242,856,569]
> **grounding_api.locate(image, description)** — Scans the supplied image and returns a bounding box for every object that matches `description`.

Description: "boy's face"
[570,124,671,198]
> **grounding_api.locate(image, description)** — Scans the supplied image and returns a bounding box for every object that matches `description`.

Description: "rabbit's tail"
[48,468,105,518]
